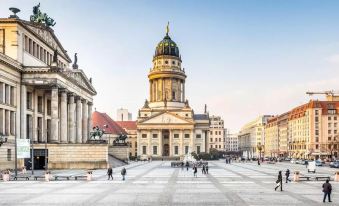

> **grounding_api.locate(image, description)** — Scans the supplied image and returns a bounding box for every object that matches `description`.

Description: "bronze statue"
[113,133,128,145]
[89,126,104,140]
[72,53,78,69]
[30,3,56,27]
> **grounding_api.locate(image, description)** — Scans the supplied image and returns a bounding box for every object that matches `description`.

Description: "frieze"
[26,25,57,50]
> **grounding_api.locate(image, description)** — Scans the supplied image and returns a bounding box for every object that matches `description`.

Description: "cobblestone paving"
[1,160,339,205]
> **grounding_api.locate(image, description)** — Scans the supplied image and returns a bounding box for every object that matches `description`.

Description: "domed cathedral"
[137,24,210,160]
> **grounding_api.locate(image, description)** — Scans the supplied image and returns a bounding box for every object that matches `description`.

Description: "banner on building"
[17,139,30,158]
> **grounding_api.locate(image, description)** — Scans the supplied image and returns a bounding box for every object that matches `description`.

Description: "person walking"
[202,164,206,174]
[275,171,283,191]
[257,159,261,166]
[107,166,113,180]
[322,179,332,203]
[193,165,197,178]
[121,167,126,181]
[206,165,209,174]
[226,158,228,164]
[181,162,184,171]
[285,169,291,183]
[186,161,189,171]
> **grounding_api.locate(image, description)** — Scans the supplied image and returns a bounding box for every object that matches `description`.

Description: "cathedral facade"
[137,27,210,159]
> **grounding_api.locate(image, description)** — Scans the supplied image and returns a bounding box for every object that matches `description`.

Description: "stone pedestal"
[335,171,339,182]
[108,145,129,161]
[293,171,300,182]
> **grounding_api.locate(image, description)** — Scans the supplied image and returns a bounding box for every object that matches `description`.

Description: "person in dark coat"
[121,167,126,181]
[107,166,113,180]
[193,166,197,177]
[186,161,189,171]
[257,159,261,166]
[285,169,291,183]
[202,164,206,174]
[275,171,283,191]
[206,165,209,174]
[322,179,332,202]
[181,162,184,171]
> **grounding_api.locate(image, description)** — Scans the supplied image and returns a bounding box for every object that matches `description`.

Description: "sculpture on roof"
[30,3,56,27]
[143,99,149,108]
[72,53,78,69]
[113,133,128,146]
[89,126,104,140]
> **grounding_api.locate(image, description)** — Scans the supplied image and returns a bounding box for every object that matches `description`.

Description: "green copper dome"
[155,34,180,58]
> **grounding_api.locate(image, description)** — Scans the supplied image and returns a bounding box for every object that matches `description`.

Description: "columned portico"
[82,99,88,143]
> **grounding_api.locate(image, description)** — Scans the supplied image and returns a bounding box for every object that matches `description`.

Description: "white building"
[226,132,239,152]
[116,108,132,121]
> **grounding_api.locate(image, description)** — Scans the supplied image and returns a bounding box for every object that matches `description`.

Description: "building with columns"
[137,26,210,160]
[0,5,106,170]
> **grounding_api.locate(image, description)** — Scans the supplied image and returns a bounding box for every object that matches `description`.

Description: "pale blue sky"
[1,0,339,132]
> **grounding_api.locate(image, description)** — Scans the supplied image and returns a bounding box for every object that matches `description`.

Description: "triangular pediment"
[62,69,96,95]
[21,21,71,62]
[140,112,194,124]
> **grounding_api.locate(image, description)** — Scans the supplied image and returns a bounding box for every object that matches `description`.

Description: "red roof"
[116,121,137,130]
[92,111,127,135]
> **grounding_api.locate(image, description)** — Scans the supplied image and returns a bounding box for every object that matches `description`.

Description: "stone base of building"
[108,145,129,161]
[34,143,108,170]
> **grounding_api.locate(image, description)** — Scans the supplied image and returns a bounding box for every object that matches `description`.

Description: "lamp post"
[257,143,263,161]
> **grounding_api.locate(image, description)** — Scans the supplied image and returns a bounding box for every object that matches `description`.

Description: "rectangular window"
[174,146,178,155]
[143,146,147,155]
[219,131,221,135]
[315,110,319,115]
[174,134,179,138]
[329,123,332,127]
[26,92,32,110]
[185,134,190,138]
[219,145,221,149]
[219,138,221,142]
[315,130,319,135]
[47,99,51,115]
[152,133,158,138]
[7,149,11,161]
[210,131,212,135]
[196,134,201,138]
[335,116,338,121]
[316,144,319,149]
[210,145,213,148]
[142,134,147,138]
[197,146,200,154]
[185,146,189,154]
[329,130,332,134]
[153,146,157,155]
[29,39,32,54]
[215,131,217,135]
[335,130,337,134]
[215,138,217,142]
[315,117,319,122]
[210,138,213,142]
[329,116,332,121]
[37,96,43,113]
[329,136,332,141]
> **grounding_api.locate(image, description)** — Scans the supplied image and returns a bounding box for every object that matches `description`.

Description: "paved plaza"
[1,160,339,205]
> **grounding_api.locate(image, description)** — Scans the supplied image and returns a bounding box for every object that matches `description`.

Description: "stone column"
[20,85,26,139]
[182,80,185,101]
[169,130,172,156]
[87,102,93,139]
[5,85,10,104]
[5,110,10,135]
[191,130,194,152]
[148,130,151,156]
[68,94,75,143]
[60,90,68,143]
[158,130,162,156]
[180,130,184,155]
[50,87,59,143]
[76,96,82,143]
[149,80,152,102]
[82,99,88,143]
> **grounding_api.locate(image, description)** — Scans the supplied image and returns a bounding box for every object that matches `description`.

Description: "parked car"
[299,160,307,165]
[284,157,291,161]
[330,161,339,168]
[315,160,323,166]
[290,159,297,164]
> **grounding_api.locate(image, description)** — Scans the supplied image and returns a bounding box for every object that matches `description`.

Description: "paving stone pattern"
[1,160,339,205]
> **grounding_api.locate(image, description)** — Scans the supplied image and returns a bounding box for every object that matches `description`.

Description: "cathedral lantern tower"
[148,23,186,109]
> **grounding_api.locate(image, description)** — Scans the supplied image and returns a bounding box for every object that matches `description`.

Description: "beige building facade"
[209,115,226,152]
[238,115,272,158]
[0,6,100,170]
[137,27,209,159]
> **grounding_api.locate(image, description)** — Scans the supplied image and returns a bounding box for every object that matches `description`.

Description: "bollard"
[87,171,92,181]
[293,171,300,182]
[335,171,339,182]
[45,171,50,182]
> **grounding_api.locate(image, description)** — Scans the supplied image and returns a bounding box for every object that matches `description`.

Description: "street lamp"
[257,143,263,161]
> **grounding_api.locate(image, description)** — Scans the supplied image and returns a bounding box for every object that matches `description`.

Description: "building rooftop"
[116,121,137,130]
